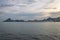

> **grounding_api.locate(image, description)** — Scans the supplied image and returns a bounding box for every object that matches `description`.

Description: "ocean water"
[0,22,60,40]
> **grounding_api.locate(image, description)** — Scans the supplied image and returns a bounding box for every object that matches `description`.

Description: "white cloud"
[0,0,60,20]
[0,0,54,13]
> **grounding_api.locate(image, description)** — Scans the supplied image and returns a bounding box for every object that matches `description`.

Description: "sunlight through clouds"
[0,0,60,20]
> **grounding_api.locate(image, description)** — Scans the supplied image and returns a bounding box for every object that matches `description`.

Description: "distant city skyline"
[0,0,60,21]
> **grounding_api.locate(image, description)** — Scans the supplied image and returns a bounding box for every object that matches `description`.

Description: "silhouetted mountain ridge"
[3,17,60,22]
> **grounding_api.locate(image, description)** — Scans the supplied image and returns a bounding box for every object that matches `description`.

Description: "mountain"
[3,17,60,22]
[3,18,25,22]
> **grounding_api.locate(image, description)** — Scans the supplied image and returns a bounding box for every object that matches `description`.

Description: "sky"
[0,0,60,21]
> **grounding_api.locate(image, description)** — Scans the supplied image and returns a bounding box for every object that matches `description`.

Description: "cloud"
[0,0,60,20]
[0,0,56,13]
[49,12,60,17]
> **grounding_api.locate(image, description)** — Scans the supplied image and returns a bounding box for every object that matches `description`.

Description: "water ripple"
[0,33,60,40]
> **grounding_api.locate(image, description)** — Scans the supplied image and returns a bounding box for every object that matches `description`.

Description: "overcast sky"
[0,0,60,21]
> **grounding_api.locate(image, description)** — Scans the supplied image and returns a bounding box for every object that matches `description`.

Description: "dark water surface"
[0,22,60,40]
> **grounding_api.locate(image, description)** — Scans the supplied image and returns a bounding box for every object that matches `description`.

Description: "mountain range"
[3,17,60,22]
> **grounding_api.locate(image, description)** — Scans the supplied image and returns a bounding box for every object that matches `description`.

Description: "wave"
[0,33,60,40]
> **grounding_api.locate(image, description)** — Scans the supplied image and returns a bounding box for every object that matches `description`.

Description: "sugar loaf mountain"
[3,17,60,22]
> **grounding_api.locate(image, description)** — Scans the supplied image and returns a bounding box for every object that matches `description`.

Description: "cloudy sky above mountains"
[0,0,60,20]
